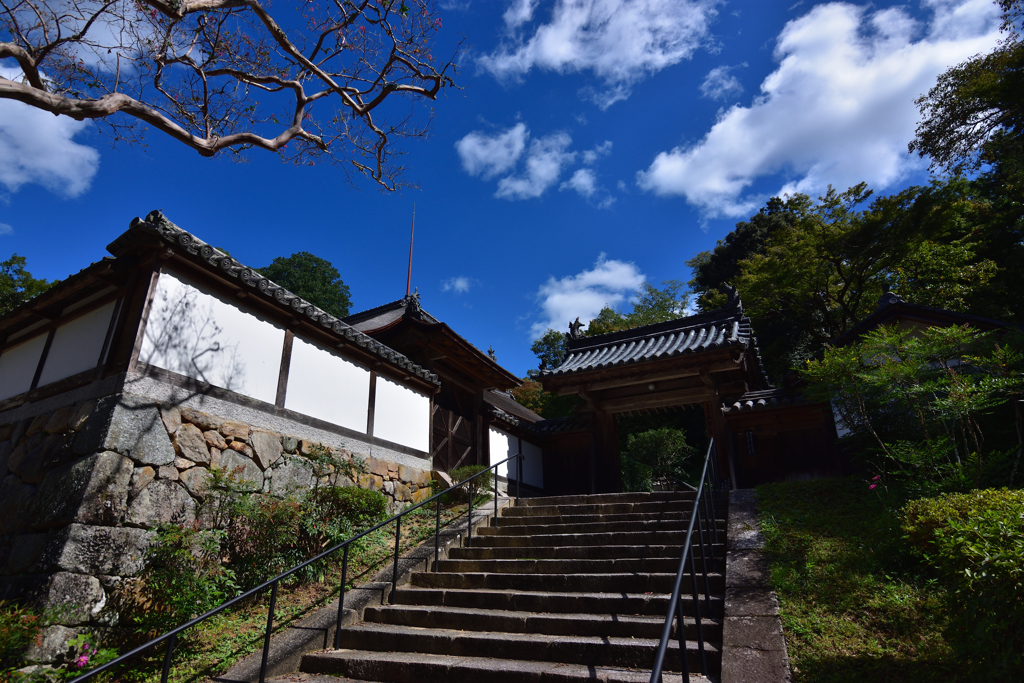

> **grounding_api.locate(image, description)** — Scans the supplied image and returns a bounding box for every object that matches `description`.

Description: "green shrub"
[230,486,388,587]
[446,465,492,503]
[902,489,1024,679]
[621,427,694,492]
[0,600,42,668]
[133,524,237,634]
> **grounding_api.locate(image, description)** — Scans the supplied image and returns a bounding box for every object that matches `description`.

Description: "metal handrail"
[648,439,723,682]
[70,452,525,683]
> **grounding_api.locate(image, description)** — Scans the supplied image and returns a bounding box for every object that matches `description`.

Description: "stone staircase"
[301,490,726,682]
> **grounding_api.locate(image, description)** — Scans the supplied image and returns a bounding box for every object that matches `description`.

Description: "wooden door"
[431,387,476,472]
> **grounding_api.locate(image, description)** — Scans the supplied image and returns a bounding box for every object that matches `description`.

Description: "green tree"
[1,254,54,315]
[529,328,569,375]
[585,280,691,336]
[621,427,695,492]
[687,194,811,311]
[259,252,352,318]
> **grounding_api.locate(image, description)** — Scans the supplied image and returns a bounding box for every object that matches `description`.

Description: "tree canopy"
[0,254,53,316]
[259,252,351,318]
[0,0,459,189]
[585,280,690,336]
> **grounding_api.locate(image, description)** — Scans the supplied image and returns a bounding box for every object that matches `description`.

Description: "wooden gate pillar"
[590,409,622,494]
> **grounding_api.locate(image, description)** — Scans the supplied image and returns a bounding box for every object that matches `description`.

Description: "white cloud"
[582,140,613,164]
[481,0,719,108]
[700,64,745,100]
[532,255,645,337]
[496,131,576,199]
[0,223,12,236]
[442,276,474,294]
[636,0,1001,219]
[561,168,598,197]
[503,0,538,30]
[0,70,100,198]
[455,123,528,179]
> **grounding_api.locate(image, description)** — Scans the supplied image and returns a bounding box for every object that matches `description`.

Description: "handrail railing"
[648,439,724,682]
[70,452,524,683]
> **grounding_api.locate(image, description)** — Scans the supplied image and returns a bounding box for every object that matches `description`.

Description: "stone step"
[447,543,725,562]
[302,650,701,683]
[361,604,723,641]
[494,510,698,526]
[329,622,719,673]
[435,557,690,575]
[392,587,724,619]
[409,570,726,594]
[465,529,719,548]
[476,518,694,536]
[520,491,695,507]
[502,499,700,517]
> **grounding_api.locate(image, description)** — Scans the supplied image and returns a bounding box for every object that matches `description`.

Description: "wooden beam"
[597,386,712,413]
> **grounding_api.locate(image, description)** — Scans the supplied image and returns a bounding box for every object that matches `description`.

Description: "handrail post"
[160,634,176,683]
[493,465,498,522]
[434,495,441,571]
[517,453,523,503]
[259,580,278,683]
[390,514,402,605]
[333,544,349,649]
[688,543,708,675]
[695,504,713,615]
[467,479,474,548]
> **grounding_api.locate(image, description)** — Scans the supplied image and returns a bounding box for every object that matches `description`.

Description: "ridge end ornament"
[568,317,584,340]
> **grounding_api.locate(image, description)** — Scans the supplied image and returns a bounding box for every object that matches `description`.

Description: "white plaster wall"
[488,426,544,489]
[139,270,284,404]
[37,301,116,387]
[0,334,48,400]
[373,375,429,452]
[285,337,370,433]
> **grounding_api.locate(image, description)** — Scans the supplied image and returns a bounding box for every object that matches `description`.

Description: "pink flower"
[75,655,90,668]
[869,484,877,490]
[434,18,442,27]
[872,475,881,481]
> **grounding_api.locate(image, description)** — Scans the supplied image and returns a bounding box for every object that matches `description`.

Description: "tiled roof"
[121,211,439,386]
[541,305,755,378]
[721,389,801,413]
[343,295,441,331]
[485,389,543,424]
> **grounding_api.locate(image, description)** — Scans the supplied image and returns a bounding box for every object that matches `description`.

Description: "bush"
[445,465,492,503]
[0,601,42,668]
[621,427,694,492]
[902,489,1024,680]
[133,524,237,634]
[230,486,388,587]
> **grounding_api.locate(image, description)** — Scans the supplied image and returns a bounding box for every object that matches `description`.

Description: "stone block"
[411,487,431,505]
[11,433,75,485]
[370,474,383,491]
[219,421,250,440]
[70,401,95,432]
[70,396,117,457]
[102,399,175,466]
[397,464,413,483]
[174,423,210,464]
[416,470,433,487]
[216,448,264,491]
[0,439,11,477]
[269,456,315,497]
[180,408,222,432]
[175,457,195,470]
[31,451,133,530]
[127,479,196,528]
[210,447,222,467]
[251,431,283,470]
[40,572,105,626]
[282,436,298,454]
[204,429,228,450]
[160,406,181,435]
[299,439,314,455]
[5,533,48,574]
[11,419,30,445]
[158,465,179,481]
[431,470,454,490]
[44,406,77,435]
[228,441,254,458]
[130,466,155,497]
[179,467,212,498]
[26,413,50,438]
[383,480,395,496]
[367,457,389,478]
[0,475,35,535]
[393,482,412,501]
[0,423,13,441]
[39,524,152,576]
[24,624,86,664]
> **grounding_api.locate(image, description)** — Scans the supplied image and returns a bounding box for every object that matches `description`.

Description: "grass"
[87,495,493,683]
[757,478,965,683]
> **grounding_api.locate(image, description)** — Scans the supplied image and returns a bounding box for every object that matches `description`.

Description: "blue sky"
[0,0,1004,378]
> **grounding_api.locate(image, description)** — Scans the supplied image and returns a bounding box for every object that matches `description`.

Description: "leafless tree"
[0,0,459,188]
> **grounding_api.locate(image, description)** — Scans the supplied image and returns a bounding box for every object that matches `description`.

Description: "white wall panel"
[139,270,283,404]
[489,427,544,488]
[373,376,429,452]
[0,334,48,400]
[37,301,116,387]
[285,337,370,433]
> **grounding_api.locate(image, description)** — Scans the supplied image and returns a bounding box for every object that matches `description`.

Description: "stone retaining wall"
[0,393,432,663]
